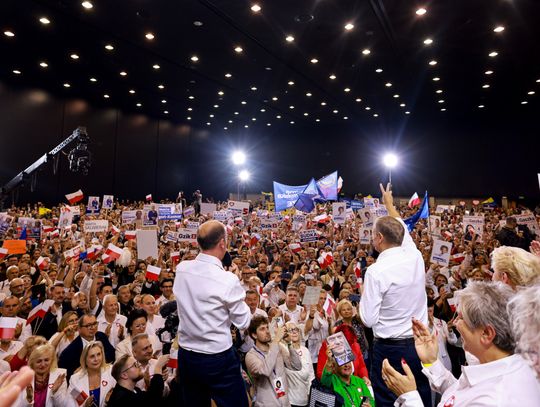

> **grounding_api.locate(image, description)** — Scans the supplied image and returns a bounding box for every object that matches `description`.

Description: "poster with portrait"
[58,208,74,229]
[17,217,41,240]
[86,196,100,214]
[292,214,306,231]
[157,204,183,220]
[363,197,379,209]
[429,215,442,238]
[143,205,158,226]
[102,195,114,210]
[430,239,452,267]
[359,227,372,244]
[332,203,346,225]
[359,209,374,228]
[327,331,355,366]
[462,215,484,242]
[121,210,138,225]
[515,214,540,236]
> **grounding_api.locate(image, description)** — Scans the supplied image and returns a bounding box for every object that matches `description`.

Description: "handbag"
[308,379,345,407]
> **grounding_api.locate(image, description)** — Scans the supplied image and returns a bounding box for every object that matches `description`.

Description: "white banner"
[227,200,250,215]
[300,229,319,243]
[83,220,109,233]
[430,239,452,267]
[176,228,198,244]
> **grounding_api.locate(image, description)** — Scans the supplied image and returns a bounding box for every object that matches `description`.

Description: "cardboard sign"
[359,209,374,228]
[359,227,371,244]
[332,203,346,225]
[165,231,178,243]
[302,286,321,306]
[300,229,319,243]
[463,215,484,241]
[260,220,278,230]
[363,197,379,209]
[515,214,540,236]
[87,196,100,214]
[227,200,250,215]
[213,211,229,222]
[430,239,452,267]
[2,240,27,254]
[157,204,183,220]
[102,195,114,210]
[176,228,197,244]
[185,221,199,230]
[136,230,158,260]
[327,332,356,366]
[83,220,109,233]
[200,203,217,216]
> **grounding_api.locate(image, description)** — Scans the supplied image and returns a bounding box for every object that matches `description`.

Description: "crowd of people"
[0,186,539,407]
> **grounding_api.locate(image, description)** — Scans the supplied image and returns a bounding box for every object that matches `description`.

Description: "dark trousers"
[177,346,249,407]
[371,339,431,407]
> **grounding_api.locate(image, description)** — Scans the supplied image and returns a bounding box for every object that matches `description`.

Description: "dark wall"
[0,82,539,206]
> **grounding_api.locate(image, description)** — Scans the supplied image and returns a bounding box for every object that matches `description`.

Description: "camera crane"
[0,126,91,209]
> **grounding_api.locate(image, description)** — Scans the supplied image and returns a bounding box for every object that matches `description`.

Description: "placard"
[157,204,183,220]
[359,227,372,244]
[430,239,452,267]
[185,221,199,230]
[302,286,321,306]
[143,206,159,226]
[359,209,374,228]
[86,196,100,214]
[176,228,198,244]
[260,220,278,230]
[300,229,319,243]
[83,220,109,233]
[227,200,250,215]
[200,203,217,216]
[363,197,379,209]
[165,231,178,243]
[1,240,27,255]
[58,209,74,229]
[429,215,442,237]
[463,215,484,241]
[332,203,346,225]
[136,230,158,260]
[213,211,229,222]
[122,210,139,225]
[102,195,114,210]
[327,331,356,366]
[515,214,540,236]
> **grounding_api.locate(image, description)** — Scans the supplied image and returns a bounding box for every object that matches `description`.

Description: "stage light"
[232,151,246,165]
[239,170,250,181]
[383,153,398,168]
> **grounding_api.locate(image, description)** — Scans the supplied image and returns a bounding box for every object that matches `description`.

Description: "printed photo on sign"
[143,205,158,226]
[292,214,306,231]
[359,227,372,244]
[430,239,453,267]
[363,197,379,209]
[165,231,179,243]
[463,215,484,242]
[359,209,374,228]
[102,195,114,210]
[157,204,183,220]
[515,214,540,236]
[332,202,346,225]
[86,196,100,214]
[58,209,74,229]
[327,332,355,366]
[429,215,442,238]
[227,200,250,215]
[300,229,319,243]
[121,210,139,225]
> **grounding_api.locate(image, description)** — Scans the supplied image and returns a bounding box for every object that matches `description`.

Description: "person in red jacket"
[317,324,370,384]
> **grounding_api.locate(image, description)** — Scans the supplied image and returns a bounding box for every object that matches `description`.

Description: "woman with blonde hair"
[6,335,47,371]
[334,299,369,361]
[491,245,540,289]
[15,344,68,407]
[68,342,116,407]
[284,321,315,407]
[49,311,79,357]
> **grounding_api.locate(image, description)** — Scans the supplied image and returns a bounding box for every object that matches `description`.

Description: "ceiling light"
[423,38,433,45]
[187,107,193,111]
[145,32,155,40]
[332,110,338,114]
[521,101,528,105]
[429,60,437,66]
[12,70,21,75]
[105,44,114,51]
[303,113,309,116]
[385,82,392,87]
[400,103,406,107]
[260,108,265,112]
[158,84,164,89]
[365,106,371,110]
[251,118,256,121]
[244,125,249,128]
[527,91,535,95]
[266,123,271,126]
[290,121,295,124]
[241,100,247,104]
[120,71,127,76]
[306,92,312,97]
[129,89,135,94]
[344,23,354,31]
[438,99,444,103]
[272,97,278,101]
[63,83,71,88]
[343,116,348,120]
[288,81,295,85]
[489,51,498,57]
[152,64,160,69]
[433,77,440,81]
[70,53,79,60]
[329,74,336,80]
[315,119,320,122]
[89,77,97,82]
[355,98,362,102]
[373,114,379,117]
[375,68,383,73]
[289,105,294,109]
[209,114,214,118]
[218,91,224,96]
[103,94,110,99]
[225,73,232,78]
[536,79,540,83]
[190,55,199,62]
[136,103,142,107]
[228,120,233,123]
[39,17,51,25]
[188,96,194,99]
[234,112,239,115]
[310,58,318,63]
[393,94,399,98]
[265,66,272,71]
[4,31,15,37]
[482,84,490,89]
[478,105,484,108]
[362,49,371,55]
[441,108,446,111]
[416,8,427,16]
[164,111,169,114]
[234,46,243,53]
[251,4,261,12]
[493,26,505,33]
[321,101,327,106]
[193,21,203,26]
[276,115,281,119]
[161,99,167,103]
[187,116,191,120]
[285,35,295,42]
[81,1,93,9]
[485,70,493,75]
[250,86,257,91]
[39,61,48,68]
[436,89,443,93]
[344,87,351,92]
[405,111,410,114]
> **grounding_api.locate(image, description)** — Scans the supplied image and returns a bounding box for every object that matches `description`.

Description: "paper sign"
[430,239,452,267]
[157,204,183,220]
[429,215,442,237]
[359,209,374,228]
[327,331,356,366]
[332,203,346,225]
[102,195,114,210]
[227,200,250,215]
[83,220,108,233]
[359,227,371,244]
[463,215,484,241]
[122,210,139,225]
[86,196,100,214]
[515,214,540,236]
[143,206,159,226]
[185,221,199,230]
[136,230,158,260]
[213,211,229,222]
[200,203,217,216]
[2,240,26,254]
[363,197,379,209]
[300,229,319,243]
[176,228,197,244]
[302,286,321,306]
[165,231,178,243]
[260,220,278,230]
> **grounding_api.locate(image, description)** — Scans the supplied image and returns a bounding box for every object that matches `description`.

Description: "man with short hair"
[278,286,306,324]
[117,285,133,317]
[0,266,19,295]
[97,294,127,347]
[245,289,268,318]
[155,279,175,308]
[131,333,169,395]
[8,278,24,297]
[140,294,165,336]
[174,220,251,406]
[1,296,31,343]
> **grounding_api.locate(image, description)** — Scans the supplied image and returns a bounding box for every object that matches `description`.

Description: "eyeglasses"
[121,360,140,373]
[132,323,146,330]
[287,328,300,333]
[81,322,98,329]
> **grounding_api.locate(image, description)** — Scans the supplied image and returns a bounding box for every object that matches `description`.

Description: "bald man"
[173,220,251,407]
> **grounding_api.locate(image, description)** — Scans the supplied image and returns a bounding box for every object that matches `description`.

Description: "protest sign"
[121,210,139,225]
[463,215,484,241]
[177,228,197,244]
[430,239,453,267]
[136,230,158,260]
[165,231,178,243]
[327,331,355,366]
[302,286,321,306]
[515,214,540,236]
[157,204,183,220]
[58,210,74,229]
[227,200,250,215]
[185,221,199,230]
[260,220,278,230]
[102,195,114,210]
[300,229,319,243]
[0,214,12,237]
[332,202,346,225]
[143,206,158,226]
[86,196,100,214]
[359,209,374,228]
[363,197,380,209]
[17,218,41,240]
[273,181,308,212]
[200,203,217,216]
[429,215,442,237]
[435,205,456,213]
[2,240,26,255]
[213,211,229,222]
[359,227,372,244]
[83,220,109,233]
[292,214,306,231]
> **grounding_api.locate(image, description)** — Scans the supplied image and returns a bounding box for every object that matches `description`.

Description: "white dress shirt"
[174,253,251,354]
[394,355,540,406]
[360,218,428,338]
[278,303,306,325]
[97,312,127,347]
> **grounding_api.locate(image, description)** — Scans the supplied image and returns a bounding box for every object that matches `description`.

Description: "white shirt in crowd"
[395,355,540,406]
[285,345,315,406]
[306,312,330,361]
[49,332,78,358]
[15,368,68,407]
[97,312,127,347]
[68,366,116,407]
[278,304,306,325]
[430,317,459,371]
[0,340,23,360]
[174,253,251,354]
[360,218,428,339]
[115,333,163,360]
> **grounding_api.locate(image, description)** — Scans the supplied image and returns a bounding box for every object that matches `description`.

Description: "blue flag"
[294,178,323,213]
[403,191,429,232]
[273,181,308,212]
[316,171,338,201]
[19,226,27,240]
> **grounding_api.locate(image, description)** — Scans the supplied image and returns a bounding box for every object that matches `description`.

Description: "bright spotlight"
[383,153,398,168]
[239,170,250,181]
[232,151,246,165]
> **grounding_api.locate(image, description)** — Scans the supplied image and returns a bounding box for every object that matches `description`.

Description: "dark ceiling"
[1,0,539,131]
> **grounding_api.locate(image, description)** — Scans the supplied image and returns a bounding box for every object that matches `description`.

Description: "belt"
[374,337,414,346]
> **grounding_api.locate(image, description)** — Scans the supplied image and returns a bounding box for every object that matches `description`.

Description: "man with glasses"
[108,353,169,407]
[155,278,175,308]
[1,296,31,343]
[174,220,251,406]
[59,314,115,379]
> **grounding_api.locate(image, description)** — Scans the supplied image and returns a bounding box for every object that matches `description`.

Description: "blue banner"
[273,181,307,212]
[340,198,365,211]
[317,171,338,201]
[294,178,323,213]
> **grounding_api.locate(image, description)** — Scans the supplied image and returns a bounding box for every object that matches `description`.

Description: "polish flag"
[87,245,102,260]
[105,243,123,260]
[288,243,302,253]
[146,194,153,202]
[451,253,465,263]
[0,317,18,339]
[317,252,333,269]
[323,294,336,316]
[101,253,112,263]
[146,265,161,281]
[170,251,180,263]
[250,233,261,247]
[36,256,49,270]
[50,229,60,238]
[124,231,137,240]
[63,246,81,262]
[354,262,363,289]
[337,176,343,192]
[167,348,178,369]
[70,386,89,406]
[26,300,54,325]
[110,225,120,235]
[313,213,331,224]
[408,192,421,208]
[42,225,55,234]
[65,189,84,205]
[447,298,457,313]
[0,248,8,260]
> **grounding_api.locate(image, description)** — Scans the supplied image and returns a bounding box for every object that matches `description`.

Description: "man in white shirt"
[174,220,251,406]
[97,294,127,347]
[278,286,307,324]
[359,183,430,407]
[131,333,169,396]
[1,296,32,343]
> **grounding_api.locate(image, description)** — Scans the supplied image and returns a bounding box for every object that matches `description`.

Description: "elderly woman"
[49,311,79,357]
[491,246,540,289]
[15,344,68,407]
[115,309,162,359]
[382,282,540,406]
[334,299,369,361]
[68,342,116,407]
[284,321,315,407]
[6,335,47,371]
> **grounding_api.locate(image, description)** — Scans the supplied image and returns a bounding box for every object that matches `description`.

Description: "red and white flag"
[105,243,123,260]
[323,294,336,316]
[42,225,55,234]
[50,229,60,238]
[110,225,120,235]
[451,253,465,263]
[317,251,333,269]
[408,192,421,208]
[0,317,18,339]
[313,213,331,224]
[0,248,8,260]
[337,176,344,192]
[353,262,363,289]
[146,265,161,281]
[70,386,89,406]
[167,348,178,369]
[124,230,137,240]
[101,253,112,263]
[26,300,54,325]
[170,251,180,263]
[63,246,81,262]
[65,189,84,205]
[249,233,261,247]
[36,256,49,270]
[288,243,302,253]
[146,194,152,202]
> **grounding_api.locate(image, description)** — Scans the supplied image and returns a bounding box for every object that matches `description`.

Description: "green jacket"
[321,368,375,407]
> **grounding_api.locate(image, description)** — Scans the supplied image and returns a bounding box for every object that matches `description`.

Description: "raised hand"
[381,358,417,396]
[412,318,438,364]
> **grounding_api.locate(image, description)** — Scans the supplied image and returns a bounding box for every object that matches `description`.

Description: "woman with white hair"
[381,281,540,406]
[284,321,315,407]
[491,245,540,289]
